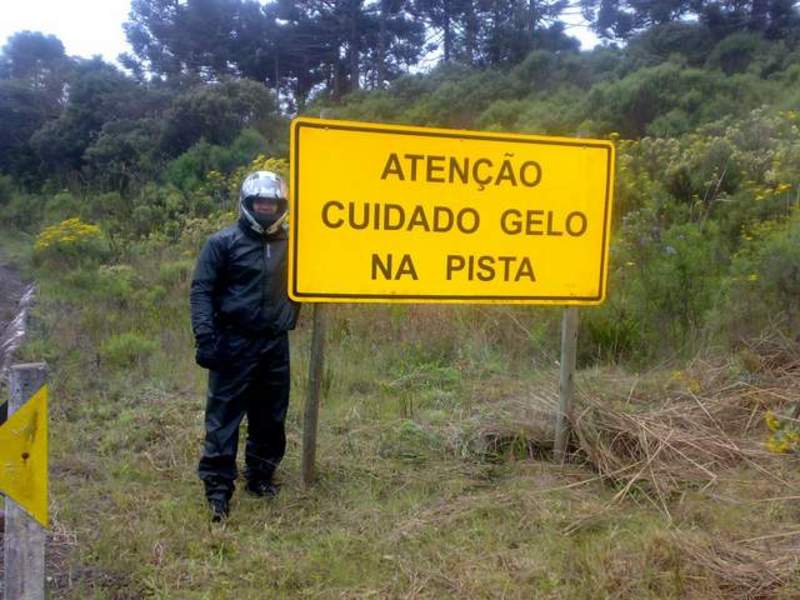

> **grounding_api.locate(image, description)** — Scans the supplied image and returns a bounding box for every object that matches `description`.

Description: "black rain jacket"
[190,218,299,339]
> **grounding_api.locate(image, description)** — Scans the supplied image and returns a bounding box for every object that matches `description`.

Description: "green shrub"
[706,32,765,75]
[158,260,194,288]
[95,264,139,305]
[100,332,160,370]
[613,215,726,356]
[716,209,800,340]
[164,128,272,193]
[378,419,443,463]
[1,191,44,231]
[580,303,644,365]
[43,192,85,224]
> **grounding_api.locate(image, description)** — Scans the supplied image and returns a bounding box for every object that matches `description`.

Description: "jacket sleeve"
[190,236,225,339]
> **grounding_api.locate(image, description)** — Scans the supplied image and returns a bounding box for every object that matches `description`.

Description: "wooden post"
[554,308,578,461]
[302,304,326,487]
[4,362,47,600]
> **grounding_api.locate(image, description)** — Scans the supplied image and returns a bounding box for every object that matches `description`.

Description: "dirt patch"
[0,518,130,598]
[0,259,33,389]
[0,261,25,330]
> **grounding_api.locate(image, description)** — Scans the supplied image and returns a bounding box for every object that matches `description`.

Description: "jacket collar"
[237,216,286,241]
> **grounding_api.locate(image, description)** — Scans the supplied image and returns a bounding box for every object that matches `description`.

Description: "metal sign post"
[554,308,579,461]
[301,305,326,487]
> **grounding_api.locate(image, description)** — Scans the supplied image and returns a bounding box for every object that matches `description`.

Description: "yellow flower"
[34,217,102,255]
[765,410,780,432]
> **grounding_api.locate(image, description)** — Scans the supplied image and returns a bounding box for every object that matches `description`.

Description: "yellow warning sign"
[0,385,48,527]
[288,118,615,304]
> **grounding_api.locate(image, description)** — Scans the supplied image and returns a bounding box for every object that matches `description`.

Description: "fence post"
[4,362,47,600]
[554,308,578,461]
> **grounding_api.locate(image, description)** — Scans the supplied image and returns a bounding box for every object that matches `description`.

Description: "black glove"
[195,333,221,370]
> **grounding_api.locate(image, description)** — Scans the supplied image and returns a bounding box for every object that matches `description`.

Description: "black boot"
[209,496,230,522]
[245,479,280,498]
[204,478,233,522]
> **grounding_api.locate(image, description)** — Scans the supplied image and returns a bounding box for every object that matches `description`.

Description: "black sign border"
[292,119,614,302]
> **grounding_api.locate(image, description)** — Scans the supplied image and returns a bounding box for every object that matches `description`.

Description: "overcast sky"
[0,0,600,67]
[0,0,133,63]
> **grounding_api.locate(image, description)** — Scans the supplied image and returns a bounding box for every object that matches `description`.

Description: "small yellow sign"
[289,118,615,304]
[0,385,48,527]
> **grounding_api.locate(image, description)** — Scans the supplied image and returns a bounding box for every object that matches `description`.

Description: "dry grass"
[441,374,559,461]
[676,533,800,600]
[410,335,800,510]
[574,345,800,506]
[434,344,800,504]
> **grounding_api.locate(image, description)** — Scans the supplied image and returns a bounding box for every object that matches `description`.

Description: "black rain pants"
[198,331,290,501]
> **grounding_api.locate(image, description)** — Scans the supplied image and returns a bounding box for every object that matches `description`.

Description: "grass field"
[3,231,800,598]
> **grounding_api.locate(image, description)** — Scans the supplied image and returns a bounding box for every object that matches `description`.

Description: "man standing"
[190,170,299,522]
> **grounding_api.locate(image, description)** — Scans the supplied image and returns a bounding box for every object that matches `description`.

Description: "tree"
[414,0,573,67]
[0,80,50,179]
[273,0,420,102]
[125,0,425,105]
[275,0,373,99]
[362,0,426,89]
[30,58,141,175]
[480,0,572,64]
[0,32,72,180]
[0,31,69,83]
[700,0,800,37]
[581,0,800,40]
[83,118,163,191]
[123,0,246,80]
[412,0,468,62]
[159,78,277,155]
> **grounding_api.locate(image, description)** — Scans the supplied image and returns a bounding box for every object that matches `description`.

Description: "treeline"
[2,0,800,194]
[335,26,800,135]
[2,0,800,364]
[0,32,283,192]
[123,0,800,95]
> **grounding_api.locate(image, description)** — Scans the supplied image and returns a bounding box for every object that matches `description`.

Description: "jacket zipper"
[268,242,272,309]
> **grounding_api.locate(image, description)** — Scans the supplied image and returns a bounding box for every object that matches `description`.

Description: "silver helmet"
[239,170,289,235]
